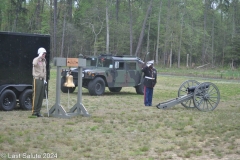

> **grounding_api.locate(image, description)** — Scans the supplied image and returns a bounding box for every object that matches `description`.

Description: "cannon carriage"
[156,80,220,111]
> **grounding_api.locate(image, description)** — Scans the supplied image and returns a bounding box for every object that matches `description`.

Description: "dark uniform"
[142,62,157,106]
[32,48,47,117]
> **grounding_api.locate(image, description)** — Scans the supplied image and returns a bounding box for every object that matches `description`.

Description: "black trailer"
[0,32,50,111]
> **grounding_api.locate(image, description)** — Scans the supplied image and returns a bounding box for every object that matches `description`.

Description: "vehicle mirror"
[115,62,119,69]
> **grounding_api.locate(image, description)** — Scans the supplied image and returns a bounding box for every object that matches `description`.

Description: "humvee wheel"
[178,80,200,109]
[88,77,105,95]
[61,77,76,93]
[109,87,122,92]
[135,77,144,95]
[19,89,32,110]
[193,82,220,111]
[135,84,144,95]
[0,89,16,111]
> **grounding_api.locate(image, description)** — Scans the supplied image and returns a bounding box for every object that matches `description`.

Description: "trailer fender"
[0,84,32,97]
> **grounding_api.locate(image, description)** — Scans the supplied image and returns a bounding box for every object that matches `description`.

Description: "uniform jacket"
[142,66,157,88]
[32,57,46,80]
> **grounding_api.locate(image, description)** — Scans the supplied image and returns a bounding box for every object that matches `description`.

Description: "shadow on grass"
[64,91,140,96]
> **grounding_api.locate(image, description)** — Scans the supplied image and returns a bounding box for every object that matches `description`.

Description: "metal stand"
[68,66,90,116]
[47,58,90,118]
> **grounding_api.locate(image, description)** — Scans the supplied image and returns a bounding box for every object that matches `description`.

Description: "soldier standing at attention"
[142,60,157,106]
[32,47,47,117]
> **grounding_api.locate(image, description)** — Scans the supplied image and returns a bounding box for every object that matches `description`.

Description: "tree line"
[0,0,240,68]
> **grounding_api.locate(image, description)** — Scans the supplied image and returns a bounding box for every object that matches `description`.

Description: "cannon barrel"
[187,84,209,93]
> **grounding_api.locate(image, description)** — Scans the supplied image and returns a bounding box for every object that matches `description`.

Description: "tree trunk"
[12,0,22,31]
[53,0,57,57]
[41,0,45,13]
[222,32,226,67]
[231,59,234,70]
[116,0,119,22]
[202,0,208,65]
[211,15,214,68]
[128,0,133,55]
[94,36,97,56]
[106,0,109,54]
[177,0,185,68]
[155,0,162,65]
[163,0,171,66]
[88,21,104,56]
[147,20,150,54]
[67,0,72,22]
[36,0,41,31]
[135,0,153,57]
[177,17,183,68]
[114,0,120,55]
[0,8,2,30]
[61,13,66,57]
[50,0,54,59]
[169,33,173,68]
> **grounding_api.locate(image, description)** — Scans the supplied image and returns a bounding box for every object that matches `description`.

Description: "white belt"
[145,76,155,80]
[34,77,44,80]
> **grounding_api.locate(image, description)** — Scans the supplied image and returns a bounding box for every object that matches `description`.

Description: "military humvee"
[61,54,145,95]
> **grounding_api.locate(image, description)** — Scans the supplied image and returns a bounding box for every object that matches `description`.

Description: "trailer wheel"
[0,89,16,111]
[61,77,76,93]
[19,89,33,110]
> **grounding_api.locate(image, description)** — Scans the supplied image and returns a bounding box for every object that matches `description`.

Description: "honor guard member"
[142,60,157,106]
[32,47,47,117]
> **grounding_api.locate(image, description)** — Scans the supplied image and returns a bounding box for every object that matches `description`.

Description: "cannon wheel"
[193,82,220,111]
[178,80,200,109]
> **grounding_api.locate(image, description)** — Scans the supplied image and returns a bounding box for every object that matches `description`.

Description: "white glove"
[44,80,47,84]
[38,52,44,57]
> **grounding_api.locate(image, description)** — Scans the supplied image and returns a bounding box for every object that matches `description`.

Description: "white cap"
[38,47,46,54]
[146,60,154,67]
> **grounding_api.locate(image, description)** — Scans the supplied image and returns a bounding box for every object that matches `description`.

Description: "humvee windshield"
[85,55,113,68]
[97,57,112,68]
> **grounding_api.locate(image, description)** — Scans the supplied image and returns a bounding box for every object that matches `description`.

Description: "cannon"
[156,80,220,111]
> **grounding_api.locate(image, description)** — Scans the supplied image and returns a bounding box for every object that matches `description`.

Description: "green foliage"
[0,0,240,67]
[226,35,240,63]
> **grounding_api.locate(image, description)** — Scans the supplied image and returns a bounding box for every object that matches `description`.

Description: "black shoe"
[32,114,42,117]
[36,114,43,117]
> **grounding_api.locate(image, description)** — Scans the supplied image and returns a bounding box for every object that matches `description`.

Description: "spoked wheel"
[178,80,200,109]
[193,82,220,111]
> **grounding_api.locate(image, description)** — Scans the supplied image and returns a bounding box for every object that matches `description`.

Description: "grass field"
[158,67,240,80]
[0,69,240,160]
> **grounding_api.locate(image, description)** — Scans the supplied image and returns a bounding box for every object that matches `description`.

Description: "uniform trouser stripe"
[144,86,153,106]
[32,79,36,113]
[32,79,45,114]
[144,86,146,104]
